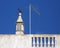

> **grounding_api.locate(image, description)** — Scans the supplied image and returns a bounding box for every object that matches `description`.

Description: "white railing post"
[41,37,42,47]
[44,37,46,48]
[52,37,54,48]
[37,37,39,47]
[33,37,35,47]
[48,37,50,47]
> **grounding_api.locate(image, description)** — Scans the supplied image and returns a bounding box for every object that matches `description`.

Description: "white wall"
[0,34,60,48]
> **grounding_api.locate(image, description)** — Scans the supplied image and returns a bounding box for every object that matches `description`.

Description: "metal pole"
[29,4,31,34]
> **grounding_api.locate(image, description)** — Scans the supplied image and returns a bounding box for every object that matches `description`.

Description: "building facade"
[0,10,60,48]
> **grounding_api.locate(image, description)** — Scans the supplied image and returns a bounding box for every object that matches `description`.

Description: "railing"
[31,35,55,47]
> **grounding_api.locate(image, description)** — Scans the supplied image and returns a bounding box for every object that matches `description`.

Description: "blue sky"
[0,0,60,34]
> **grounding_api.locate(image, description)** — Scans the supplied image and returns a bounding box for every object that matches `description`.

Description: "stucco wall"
[0,34,32,48]
[0,34,60,48]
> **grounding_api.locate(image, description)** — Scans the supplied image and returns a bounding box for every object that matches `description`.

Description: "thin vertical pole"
[29,4,31,34]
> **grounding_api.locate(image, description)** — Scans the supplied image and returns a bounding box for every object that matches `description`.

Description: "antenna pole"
[29,4,31,34]
[29,4,40,34]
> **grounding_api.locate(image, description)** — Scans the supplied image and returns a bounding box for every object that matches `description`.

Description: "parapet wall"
[0,34,60,48]
[29,34,60,48]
